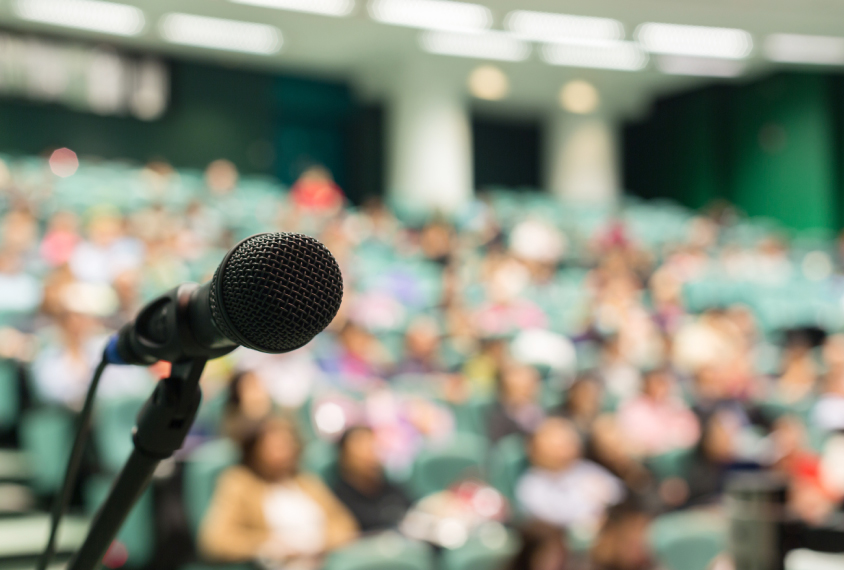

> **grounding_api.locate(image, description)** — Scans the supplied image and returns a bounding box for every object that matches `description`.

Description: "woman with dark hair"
[221,370,274,442]
[199,416,358,567]
[331,426,411,532]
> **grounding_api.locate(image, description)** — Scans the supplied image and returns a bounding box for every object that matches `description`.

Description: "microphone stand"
[67,357,207,570]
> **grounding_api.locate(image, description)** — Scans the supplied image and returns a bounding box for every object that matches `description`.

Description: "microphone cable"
[35,353,109,570]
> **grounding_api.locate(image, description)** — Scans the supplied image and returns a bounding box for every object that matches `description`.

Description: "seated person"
[616,367,700,457]
[590,501,656,570]
[331,426,411,532]
[487,363,545,444]
[516,417,624,531]
[221,370,274,442]
[199,417,358,567]
[556,372,603,437]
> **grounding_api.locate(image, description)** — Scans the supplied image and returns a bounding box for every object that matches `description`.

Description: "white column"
[387,62,472,214]
[545,113,620,206]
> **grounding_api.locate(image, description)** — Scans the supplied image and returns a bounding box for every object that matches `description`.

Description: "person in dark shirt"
[487,363,545,444]
[331,426,411,532]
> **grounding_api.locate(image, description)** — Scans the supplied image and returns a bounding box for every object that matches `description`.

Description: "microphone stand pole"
[67,358,206,570]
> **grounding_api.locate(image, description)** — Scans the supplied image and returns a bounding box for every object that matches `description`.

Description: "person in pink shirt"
[617,367,700,457]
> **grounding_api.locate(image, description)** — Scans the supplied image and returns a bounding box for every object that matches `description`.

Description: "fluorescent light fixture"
[656,55,745,77]
[159,13,281,55]
[636,22,752,59]
[370,0,491,33]
[421,30,530,61]
[230,0,354,17]
[505,10,623,43]
[764,33,844,65]
[14,0,144,36]
[542,40,647,71]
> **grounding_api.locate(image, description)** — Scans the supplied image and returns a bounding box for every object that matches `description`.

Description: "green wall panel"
[728,74,833,230]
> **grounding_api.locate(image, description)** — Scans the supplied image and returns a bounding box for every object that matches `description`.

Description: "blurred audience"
[199,417,357,566]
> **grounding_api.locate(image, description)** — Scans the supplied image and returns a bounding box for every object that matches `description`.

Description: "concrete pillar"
[546,112,620,206]
[387,61,472,214]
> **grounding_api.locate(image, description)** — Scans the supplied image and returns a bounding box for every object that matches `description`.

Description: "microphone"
[106,232,344,365]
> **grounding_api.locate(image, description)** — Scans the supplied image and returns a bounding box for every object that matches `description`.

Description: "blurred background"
[0,1,844,570]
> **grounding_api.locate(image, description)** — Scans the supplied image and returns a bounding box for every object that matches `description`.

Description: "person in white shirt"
[516,417,625,532]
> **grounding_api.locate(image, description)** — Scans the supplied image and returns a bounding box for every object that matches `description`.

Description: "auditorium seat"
[85,475,155,568]
[19,408,74,496]
[324,533,434,570]
[649,510,727,570]
[183,438,240,537]
[441,525,520,570]
[408,433,487,499]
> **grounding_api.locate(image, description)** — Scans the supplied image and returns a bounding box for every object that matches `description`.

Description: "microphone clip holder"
[66,357,207,570]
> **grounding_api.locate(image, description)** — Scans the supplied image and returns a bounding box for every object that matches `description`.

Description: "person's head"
[641,368,673,403]
[529,417,582,471]
[338,426,382,484]
[508,521,568,570]
[699,412,735,464]
[227,371,272,421]
[498,364,541,407]
[241,416,302,482]
[405,317,440,361]
[205,159,238,195]
[565,373,602,419]
[339,321,375,357]
[591,501,653,570]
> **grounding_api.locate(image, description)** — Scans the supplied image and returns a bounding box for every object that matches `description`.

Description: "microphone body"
[108,282,236,365]
[106,232,344,365]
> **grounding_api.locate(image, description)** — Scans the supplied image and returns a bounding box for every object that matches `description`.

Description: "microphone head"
[209,232,343,353]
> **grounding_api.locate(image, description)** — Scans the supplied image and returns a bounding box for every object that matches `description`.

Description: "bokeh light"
[468,65,510,101]
[559,79,600,114]
[48,147,79,177]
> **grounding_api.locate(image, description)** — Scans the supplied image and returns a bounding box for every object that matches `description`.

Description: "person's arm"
[198,468,269,562]
[298,474,359,550]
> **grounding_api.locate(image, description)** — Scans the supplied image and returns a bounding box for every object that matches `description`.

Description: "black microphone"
[105,232,344,365]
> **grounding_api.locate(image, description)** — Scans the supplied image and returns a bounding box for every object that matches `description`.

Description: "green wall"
[0,59,384,203]
[624,72,839,231]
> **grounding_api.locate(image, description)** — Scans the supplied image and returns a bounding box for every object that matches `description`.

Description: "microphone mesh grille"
[210,232,343,353]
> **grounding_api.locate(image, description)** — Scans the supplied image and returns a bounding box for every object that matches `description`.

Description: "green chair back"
[409,433,488,499]
[324,533,434,570]
[0,360,19,430]
[19,408,74,495]
[93,396,146,474]
[183,439,240,537]
[85,474,155,568]
[301,438,339,485]
[649,510,727,570]
[488,434,528,505]
[441,526,520,570]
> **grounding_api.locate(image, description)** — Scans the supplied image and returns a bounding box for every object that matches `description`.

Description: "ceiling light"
[421,31,530,61]
[764,33,844,65]
[505,10,623,43]
[468,65,509,100]
[14,0,144,36]
[559,80,599,114]
[370,0,491,33]
[159,13,282,55]
[230,0,354,17]
[636,22,752,59]
[542,40,647,71]
[656,55,745,77]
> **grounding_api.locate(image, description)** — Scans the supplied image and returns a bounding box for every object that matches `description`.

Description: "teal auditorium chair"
[19,407,74,495]
[408,433,488,499]
[649,510,727,570]
[488,434,528,506]
[93,396,146,473]
[85,475,155,568]
[301,438,338,484]
[442,526,520,570]
[0,359,19,431]
[183,438,240,537]
[324,533,434,570]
